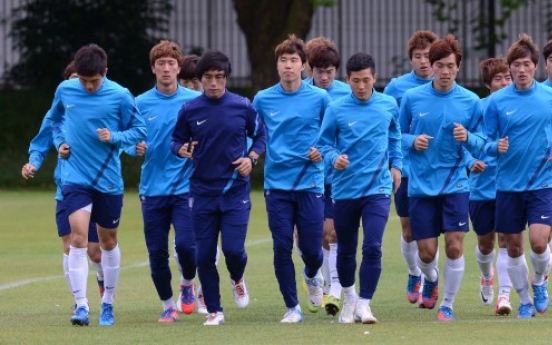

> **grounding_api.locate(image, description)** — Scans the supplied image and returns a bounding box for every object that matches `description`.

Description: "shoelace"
[234,282,246,296]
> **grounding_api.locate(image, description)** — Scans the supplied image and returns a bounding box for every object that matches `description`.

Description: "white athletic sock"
[328,243,342,298]
[507,254,531,305]
[182,278,194,286]
[549,238,552,252]
[417,253,438,283]
[530,249,550,285]
[496,248,512,298]
[440,256,465,309]
[475,246,495,279]
[162,297,176,311]
[68,246,88,307]
[89,260,104,282]
[322,247,331,294]
[401,236,421,276]
[342,285,357,302]
[63,253,72,295]
[101,244,121,305]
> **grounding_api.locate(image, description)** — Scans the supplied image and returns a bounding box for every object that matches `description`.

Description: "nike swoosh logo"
[480,291,489,304]
[316,194,323,198]
[270,111,280,116]
[348,121,358,127]
[242,200,249,204]
[66,104,75,108]
[419,112,429,117]
[197,120,207,125]
[458,222,467,226]
[148,116,158,121]
[506,110,515,116]
[112,218,120,224]
[541,215,550,219]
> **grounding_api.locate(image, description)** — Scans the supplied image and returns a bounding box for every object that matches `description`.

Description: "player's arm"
[106,90,146,147]
[170,104,193,158]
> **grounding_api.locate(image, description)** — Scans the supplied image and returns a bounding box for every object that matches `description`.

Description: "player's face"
[152,57,180,88]
[545,55,552,80]
[277,53,305,84]
[201,69,227,99]
[180,78,203,91]
[488,72,512,93]
[410,47,432,79]
[510,56,536,90]
[431,53,459,92]
[312,66,336,89]
[79,73,105,94]
[346,68,376,101]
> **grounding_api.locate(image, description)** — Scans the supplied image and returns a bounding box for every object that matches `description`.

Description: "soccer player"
[383,30,438,305]
[252,34,331,323]
[542,39,552,88]
[21,61,105,310]
[178,54,203,91]
[303,36,351,316]
[469,57,513,315]
[47,44,146,326]
[127,40,201,323]
[170,50,266,326]
[484,34,552,318]
[399,34,485,321]
[317,52,402,324]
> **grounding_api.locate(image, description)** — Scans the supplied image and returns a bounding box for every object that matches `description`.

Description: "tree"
[6,0,172,94]
[233,0,334,93]
[425,0,531,57]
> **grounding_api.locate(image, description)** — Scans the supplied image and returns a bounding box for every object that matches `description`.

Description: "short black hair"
[346,53,376,75]
[195,50,232,79]
[74,44,107,77]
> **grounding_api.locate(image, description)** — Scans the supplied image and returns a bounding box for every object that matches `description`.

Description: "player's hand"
[306,147,322,162]
[413,134,433,151]
[136,141,148,156]
[453,122,468,142]
[232,157,252,177]
[334,154,350,170]
[97,128,111,142]
[470,160,487,173]
[177,141,197,158]
[497,136,508,154]
[58,143,71,158]
[21,163,37,179]
[391,167,402,194]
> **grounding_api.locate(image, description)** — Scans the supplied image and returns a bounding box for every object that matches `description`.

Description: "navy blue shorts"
[324,184,334,220]
[409,192,470,241]
[55,200,99,242]
[394,177,409,217]
[469,200,495,236]
[495,189,552,234]
[62,185,123,229]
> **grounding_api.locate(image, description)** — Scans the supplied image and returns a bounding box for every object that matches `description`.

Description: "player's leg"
[87,221,104,299]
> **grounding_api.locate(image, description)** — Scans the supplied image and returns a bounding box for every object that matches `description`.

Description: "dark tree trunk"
[233,0,315,94]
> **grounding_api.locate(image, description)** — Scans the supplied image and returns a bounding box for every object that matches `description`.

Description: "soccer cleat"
[98,303,115,326]
[97,278,105,298]
[531,277,549,314]
[204,312,225,326]
[70,305,90,326]
[338,298,357,324]
[180,283,197,315]
[420,277,439,309]
[517,303,536,319]
[354,302,377,324]
[231,277,250,308]
[303,269,324,313]
[324,296,340,316]
[495,296,512,316]
[479,269,495,306]
[437,306,454,321]
[196,285,208,314]
[158,307,178,323]
[280,306,304,323]
[322,293,328,308]
[406,274,422,304]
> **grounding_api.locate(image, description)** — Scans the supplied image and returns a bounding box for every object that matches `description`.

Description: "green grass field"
[0,190,550,345]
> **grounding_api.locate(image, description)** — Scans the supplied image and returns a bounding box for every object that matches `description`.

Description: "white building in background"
[0,0,549,88]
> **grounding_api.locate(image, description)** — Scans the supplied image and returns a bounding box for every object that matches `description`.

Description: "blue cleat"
[531,278,549,314]
[420,277,439,309]
[70,306,89,326]
[437,306,454,322]
[517,303,536,319]
[406,274,422,304]
[99,303,115,326]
